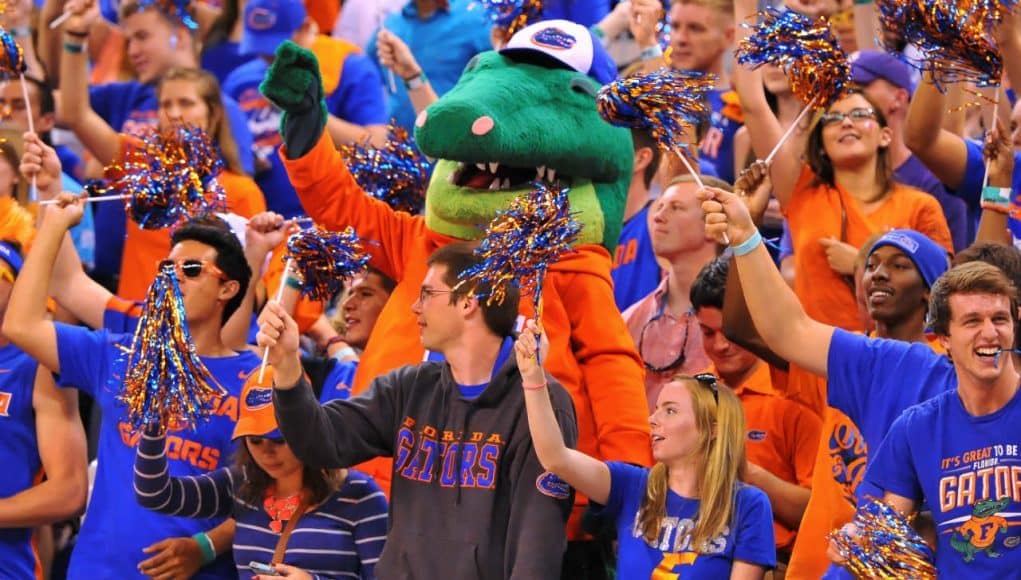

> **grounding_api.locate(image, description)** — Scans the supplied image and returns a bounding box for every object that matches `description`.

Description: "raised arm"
[220,212,289,350]
[904,74,971,191]
[0,366,87,526]
[3,194,84,372]
[731,0,803,207]
[700,186,834,376]
[22,133,112,330]
[55,0,121,166]
[133,429,236,519]
[374,29,437,123]
[976,120,1014,244]
[515,320,611,505]
[262,301,398,468]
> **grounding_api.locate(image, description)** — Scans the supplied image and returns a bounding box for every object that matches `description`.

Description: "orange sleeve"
[221,171,267,219]
[280,133,425,283]
[787,401,823,487]
[910,191,954,254]
[556,263,651,466]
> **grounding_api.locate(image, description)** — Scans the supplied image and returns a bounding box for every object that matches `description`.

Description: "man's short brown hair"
[927,261,1019,336]
[426,242,521,338]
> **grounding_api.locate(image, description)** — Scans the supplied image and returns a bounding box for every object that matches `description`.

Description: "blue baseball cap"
[850,50,916,95]
[500,19,618,85]
[869,229,950,289]
[239,0,307,58]
[0,241,23,276]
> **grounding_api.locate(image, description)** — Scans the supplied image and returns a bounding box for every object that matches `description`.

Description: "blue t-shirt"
[596,461,775,577]
[0,344,43,579]
[699,89,742,184]
[62,170,96,272]
[867,387,1021,575]
[319,359,358,403]
[54,323,261,579]
[826,329,956,502]
[222,54,387,217]
[542,0,610,26]
[367,0,492,131]
[200,41,256,85]
[612,203,662,311]
[88,81,256,277]
[895,154,970,251]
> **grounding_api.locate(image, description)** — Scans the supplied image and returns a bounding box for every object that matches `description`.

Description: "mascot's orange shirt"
[282,133,652,539]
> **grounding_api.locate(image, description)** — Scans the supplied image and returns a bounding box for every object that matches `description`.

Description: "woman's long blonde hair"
[157,67,245,175]
[638,375,747,551]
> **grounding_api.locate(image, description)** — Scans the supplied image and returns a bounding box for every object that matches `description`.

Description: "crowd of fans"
[0,0,1020,578]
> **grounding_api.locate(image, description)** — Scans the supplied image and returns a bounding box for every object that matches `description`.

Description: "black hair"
[170,215,251,325]
[690,254,731,311]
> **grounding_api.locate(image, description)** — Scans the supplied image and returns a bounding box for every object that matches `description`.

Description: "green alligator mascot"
[261,17,651,553]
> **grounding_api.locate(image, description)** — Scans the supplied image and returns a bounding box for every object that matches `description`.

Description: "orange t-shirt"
[114,136,267,301]
[785,166,953,331]
[711,362,822,550]
[784,335,944,579]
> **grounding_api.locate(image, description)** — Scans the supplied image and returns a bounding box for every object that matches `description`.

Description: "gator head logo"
[244,387,274,412]
[246,7,277,30]
[951,496,1011,562]
[530,27,576,51]
[536,471,571,499]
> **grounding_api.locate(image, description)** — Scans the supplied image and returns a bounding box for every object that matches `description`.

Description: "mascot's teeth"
[476,163,487,171]
[547,168,557,181]
[489,180,501,190]
[447,172,456,184]
[489,162,499,173]
[536,165,547,180]
[425,156,436,163]
[501,178,511,189]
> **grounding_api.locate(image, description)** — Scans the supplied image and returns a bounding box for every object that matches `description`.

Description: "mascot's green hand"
[259,40,328,159]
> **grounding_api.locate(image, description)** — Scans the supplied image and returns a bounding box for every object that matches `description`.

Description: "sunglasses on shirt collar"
[157,258,226,280]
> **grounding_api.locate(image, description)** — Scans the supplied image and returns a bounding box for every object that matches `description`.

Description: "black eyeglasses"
[157,258,225,280]
[693,373,720,406]
[819,107,876,127]
[638,309,691,373]
[418,287,454,304]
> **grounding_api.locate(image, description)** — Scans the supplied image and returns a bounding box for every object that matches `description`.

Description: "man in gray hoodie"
[259,241,578,579]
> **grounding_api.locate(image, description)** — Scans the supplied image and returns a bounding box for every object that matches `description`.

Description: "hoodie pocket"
[390,533,484,580]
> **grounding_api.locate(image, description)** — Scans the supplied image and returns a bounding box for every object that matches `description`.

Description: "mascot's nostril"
[415,110,428,129]
[471,116,495,136]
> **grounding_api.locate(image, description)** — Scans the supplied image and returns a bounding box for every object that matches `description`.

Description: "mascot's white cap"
[500,19,618,85]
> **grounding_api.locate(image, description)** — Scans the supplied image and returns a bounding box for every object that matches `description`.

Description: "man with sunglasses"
[260,242,578,578]
[3,194,264,579]
[0,240,88,580]
[622,174,729,411]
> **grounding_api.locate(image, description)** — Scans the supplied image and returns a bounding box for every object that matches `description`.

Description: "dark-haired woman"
[134,377,388,579]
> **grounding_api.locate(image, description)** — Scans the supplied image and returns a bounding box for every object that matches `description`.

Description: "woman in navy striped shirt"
[134,373,388,579]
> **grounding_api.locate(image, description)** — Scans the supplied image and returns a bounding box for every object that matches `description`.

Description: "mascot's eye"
[463,55,481,73]
[569,78,598,98]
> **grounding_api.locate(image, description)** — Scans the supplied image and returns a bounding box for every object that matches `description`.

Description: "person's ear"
[38,112,55,133]
[634,146,655,176]
[878,126,893,148]
[219,279,241,303]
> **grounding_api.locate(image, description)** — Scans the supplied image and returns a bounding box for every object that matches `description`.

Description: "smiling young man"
[262,242,578,578]
[2,194,261,578]
[700,186,1021,576]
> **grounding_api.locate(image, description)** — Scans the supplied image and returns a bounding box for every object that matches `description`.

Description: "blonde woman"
[515,319,775,578]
